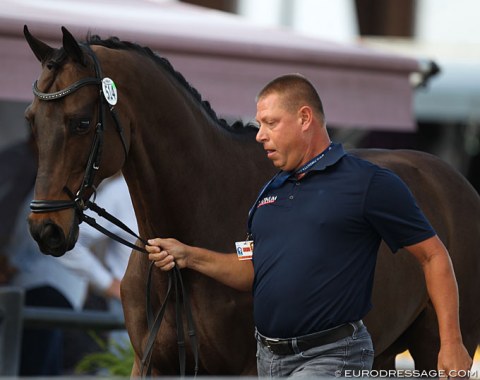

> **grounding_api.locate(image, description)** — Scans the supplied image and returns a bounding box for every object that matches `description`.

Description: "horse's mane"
[85,34,258,135]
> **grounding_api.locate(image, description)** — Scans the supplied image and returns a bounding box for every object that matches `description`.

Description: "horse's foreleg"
[372,330,408,370]
[373,350,398,370]
[130,355,141,378]
[405,304,439,371]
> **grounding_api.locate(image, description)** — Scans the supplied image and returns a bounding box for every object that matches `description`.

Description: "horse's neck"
[122,84,272,245]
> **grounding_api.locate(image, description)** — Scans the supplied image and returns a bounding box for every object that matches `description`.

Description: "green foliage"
[75,331,134,376]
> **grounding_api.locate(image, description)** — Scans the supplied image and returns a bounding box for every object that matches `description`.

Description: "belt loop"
[350,320,361,340]
[291,337,300,354]
[254,328,261,342]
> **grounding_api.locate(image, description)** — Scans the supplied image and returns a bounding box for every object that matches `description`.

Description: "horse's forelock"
[45,48,67,70]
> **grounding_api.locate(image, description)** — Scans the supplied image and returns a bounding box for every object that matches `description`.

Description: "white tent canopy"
[0,0,420,131]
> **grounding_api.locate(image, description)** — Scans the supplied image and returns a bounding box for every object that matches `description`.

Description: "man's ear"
[299,106,313,130]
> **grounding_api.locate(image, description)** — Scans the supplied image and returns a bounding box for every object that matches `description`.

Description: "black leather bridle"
[30,44,128,215]
[29,44,198,377]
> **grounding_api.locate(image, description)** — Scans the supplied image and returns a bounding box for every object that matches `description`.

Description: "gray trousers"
[255,322,374,378]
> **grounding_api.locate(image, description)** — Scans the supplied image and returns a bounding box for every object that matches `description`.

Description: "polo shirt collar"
[269,143,346,189]
[281,142,346,180]
[304,142,346,173]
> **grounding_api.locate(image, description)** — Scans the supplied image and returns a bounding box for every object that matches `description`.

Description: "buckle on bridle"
[74,185,97,212]
[74,197,86,211]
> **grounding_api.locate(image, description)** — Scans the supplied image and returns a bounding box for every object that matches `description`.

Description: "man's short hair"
[257,74,325,122]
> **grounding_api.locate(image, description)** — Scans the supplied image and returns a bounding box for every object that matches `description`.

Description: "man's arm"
[405,235,472,375]
[146,238,254,292]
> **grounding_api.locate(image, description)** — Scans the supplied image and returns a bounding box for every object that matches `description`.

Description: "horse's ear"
[23,25,54,63]
[61,26,85,65]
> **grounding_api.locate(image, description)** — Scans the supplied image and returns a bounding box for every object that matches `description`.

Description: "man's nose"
[256,124,267,143]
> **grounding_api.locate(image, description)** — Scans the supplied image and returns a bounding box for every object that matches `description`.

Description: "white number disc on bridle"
[102,77,118,106]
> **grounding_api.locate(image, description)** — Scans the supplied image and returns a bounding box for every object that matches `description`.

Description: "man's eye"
[69,118,91,134]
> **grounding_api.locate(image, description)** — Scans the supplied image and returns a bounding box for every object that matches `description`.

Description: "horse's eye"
[69,118,91,135]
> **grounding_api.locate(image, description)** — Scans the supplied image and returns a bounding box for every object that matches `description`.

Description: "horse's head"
[24,26,130,256]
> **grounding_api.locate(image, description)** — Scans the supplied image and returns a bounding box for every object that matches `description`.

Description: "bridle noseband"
[29,44,198,377]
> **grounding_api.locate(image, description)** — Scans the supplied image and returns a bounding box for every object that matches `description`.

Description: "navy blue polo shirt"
[250,143,435,338]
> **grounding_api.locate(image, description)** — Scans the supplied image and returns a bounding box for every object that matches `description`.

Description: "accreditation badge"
[235,240,254,261]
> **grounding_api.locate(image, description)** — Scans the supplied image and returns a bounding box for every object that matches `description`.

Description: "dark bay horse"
[24,26,480,376]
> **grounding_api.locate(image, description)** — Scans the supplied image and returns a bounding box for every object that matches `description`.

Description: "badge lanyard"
[246,143,333,239]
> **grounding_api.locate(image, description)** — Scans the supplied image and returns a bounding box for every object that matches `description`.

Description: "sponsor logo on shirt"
[257,195,277,208]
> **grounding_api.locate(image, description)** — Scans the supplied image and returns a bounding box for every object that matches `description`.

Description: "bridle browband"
[29,44,198,377]
[33,76,100,100]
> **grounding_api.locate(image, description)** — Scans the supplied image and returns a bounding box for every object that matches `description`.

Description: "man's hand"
[438,341,472,378]
[146,238,189,271]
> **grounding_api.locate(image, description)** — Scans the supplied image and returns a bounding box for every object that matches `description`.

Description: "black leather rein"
[29,44,198,378]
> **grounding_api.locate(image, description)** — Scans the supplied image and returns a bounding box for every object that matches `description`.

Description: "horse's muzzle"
[28,217,79,257]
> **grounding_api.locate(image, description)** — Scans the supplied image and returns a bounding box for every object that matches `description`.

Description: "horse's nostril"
[31,221,67,257]
[41,223,64,247]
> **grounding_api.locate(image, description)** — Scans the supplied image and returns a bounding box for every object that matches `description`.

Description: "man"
[146,74,472,377]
